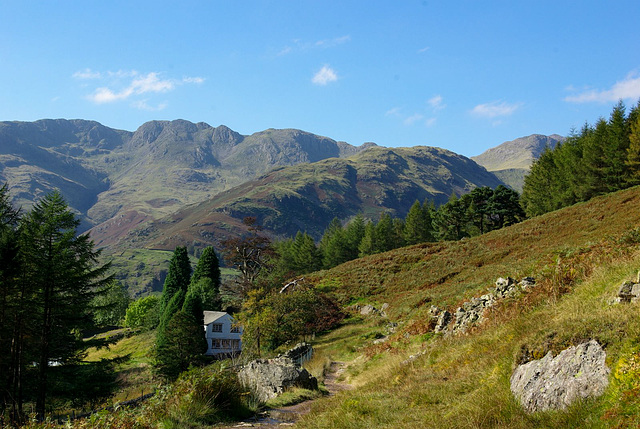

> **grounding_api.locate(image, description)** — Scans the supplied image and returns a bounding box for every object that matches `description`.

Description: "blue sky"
[1,1,639,156]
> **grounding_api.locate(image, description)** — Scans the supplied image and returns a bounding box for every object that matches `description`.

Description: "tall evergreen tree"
[374,213,395,253]
[189,246,221,310]
[488,185,526,229]
[191,247,220,288]
[320,218,348,269]
[0,184,22,421]
[434,193,469,240]
[160,246,191,313]
[626,110,640,186]
[19,191,111,419]
[344,214,366,260]
[404,200,431,244]
[467,188,493,235]
[358,221,376,257]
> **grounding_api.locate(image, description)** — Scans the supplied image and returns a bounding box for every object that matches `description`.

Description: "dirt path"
[223,361,350,428]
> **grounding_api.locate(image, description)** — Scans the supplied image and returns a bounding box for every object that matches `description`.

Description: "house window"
[211,323,223,332]
[230,325,240,333]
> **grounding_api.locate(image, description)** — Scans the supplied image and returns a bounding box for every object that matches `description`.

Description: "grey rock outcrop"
[445,277,535,334]
[238,355,318,403]
[352,303,389,317]
[613,279,640,303]
[510,340,610,413]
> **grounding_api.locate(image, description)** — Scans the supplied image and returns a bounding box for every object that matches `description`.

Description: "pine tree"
[467,188,493,235]
[602,101,630,192]
[160,246,192,313]
[374,213,395,253]
[292,232,322,273]
[154,310,208,380]
[189,246,221,310]
[626,109,640,186]
[358,221,376,257]
[488,185,526,229]
[191,247,220,288]
[0,184,22,421]
[434,193,469,240]
[344,214,366,260]
[19,191,111,419]
[320,218,347,269]
[404,200,430,244]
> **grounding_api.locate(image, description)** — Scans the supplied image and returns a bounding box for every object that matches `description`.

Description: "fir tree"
[160,246,191,313]
[19,191,112,419]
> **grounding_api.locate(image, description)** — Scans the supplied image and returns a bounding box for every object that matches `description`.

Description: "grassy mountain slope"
[472,134,564,191]
[0,119,373,236]
[295,186,640,428]
[103,145,503,255]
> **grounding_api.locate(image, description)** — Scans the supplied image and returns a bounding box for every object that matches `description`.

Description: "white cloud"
[80,70,204,105]
[428,95,445,111]
[73,68,102,79]
[425,117,437,127]
[564,73,640,103]
[471,100,522,118]
[312,66,338,86]
[316,35,351,48]
[182,76,205,84]
[132,100,169,111]
[385,107,402,117]
[404,113,424,125]
[278,35,350,56]
[418,46,430,53]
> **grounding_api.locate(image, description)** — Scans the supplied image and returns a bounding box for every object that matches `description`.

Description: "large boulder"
[238,355,318,402]
[510,340,610,413]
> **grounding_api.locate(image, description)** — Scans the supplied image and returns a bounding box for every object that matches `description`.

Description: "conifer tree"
[404,200,429,245]
[0,184,22,420]
[374,213,395,253]
[320,218,347,269]
[292,232,322,273]
[191,246,220,289]
[160,246,191,313]
[344,214,366,260]
[626,111,640,186]
[19,191,111,419]
[434,193,469,240]
[358,221,376,257]
[189,246,221,310]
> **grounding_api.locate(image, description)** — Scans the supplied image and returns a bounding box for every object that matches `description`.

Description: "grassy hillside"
[294,186,640,428]
[43,187,640,428]
[112,145,503,255]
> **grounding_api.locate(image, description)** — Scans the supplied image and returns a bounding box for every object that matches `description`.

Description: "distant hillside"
[472,134,564,191]
[102,145,504,252]
[0,119,373,234]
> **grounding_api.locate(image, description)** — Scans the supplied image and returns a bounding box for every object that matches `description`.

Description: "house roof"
[203,311,229,325]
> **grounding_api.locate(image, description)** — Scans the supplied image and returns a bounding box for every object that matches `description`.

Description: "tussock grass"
[295,187,640,428]
[84,329,156,403]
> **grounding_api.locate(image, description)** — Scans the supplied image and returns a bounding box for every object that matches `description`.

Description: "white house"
[203,311,242,356]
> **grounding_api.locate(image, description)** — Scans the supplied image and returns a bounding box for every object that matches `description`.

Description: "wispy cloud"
[315,35,351,48]
[312,65,338,86]
[73,68,102,79]
[564,73,640,103]
[428,95,445,111]
[418,46,430,53]
[471,100,522,118]
[278,35,351,56]
[404,113,424,126]
[385,107,402,117]
[74,69,205,108]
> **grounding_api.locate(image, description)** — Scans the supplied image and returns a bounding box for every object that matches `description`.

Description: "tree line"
[273,185,525,276]
[521,101,640,217]
[0,186,115,425]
